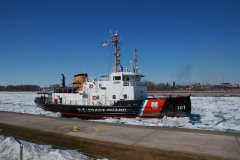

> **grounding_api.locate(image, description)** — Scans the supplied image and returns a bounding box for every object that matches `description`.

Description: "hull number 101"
[177,106,185,111]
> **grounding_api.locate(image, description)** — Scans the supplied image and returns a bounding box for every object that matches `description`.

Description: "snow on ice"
[0,92,239,132]
[0,92,239,159]
[0,135,102,160]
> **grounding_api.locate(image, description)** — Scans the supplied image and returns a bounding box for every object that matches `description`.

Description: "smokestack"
[61,74,65,88]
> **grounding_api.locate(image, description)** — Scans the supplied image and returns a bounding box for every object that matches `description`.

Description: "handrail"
[123,81,145,86]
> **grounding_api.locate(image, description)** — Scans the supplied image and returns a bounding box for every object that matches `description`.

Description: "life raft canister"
[92,96,97,100]
[89,84,94,88]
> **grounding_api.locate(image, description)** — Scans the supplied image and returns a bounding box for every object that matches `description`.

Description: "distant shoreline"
[148,90,240,97]
[0,85,40,92]
[0,91,38,92]
[1,90,240,97]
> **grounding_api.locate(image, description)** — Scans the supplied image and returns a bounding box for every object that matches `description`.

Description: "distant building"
[220,83,233,89]
[189,83,201,91]
[233,84,240,88]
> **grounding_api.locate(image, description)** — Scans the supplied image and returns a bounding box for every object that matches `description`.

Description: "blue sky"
[0,0,240,86]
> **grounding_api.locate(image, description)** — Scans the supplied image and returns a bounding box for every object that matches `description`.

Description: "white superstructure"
[52,71,147,106]
[51,33,148,106]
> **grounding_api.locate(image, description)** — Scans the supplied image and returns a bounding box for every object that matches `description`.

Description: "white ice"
[0,92,239,159]
[0,92,240,132]
[93,97,240,132]
[0,92,60,117]
[0,135,93,160]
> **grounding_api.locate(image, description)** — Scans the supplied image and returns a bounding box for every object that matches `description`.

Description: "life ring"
[89,84,94,88]
[92,96,97,100]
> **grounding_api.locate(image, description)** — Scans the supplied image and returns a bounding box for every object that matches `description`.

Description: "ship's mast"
[134,48,137,69]
[112,33,120,72]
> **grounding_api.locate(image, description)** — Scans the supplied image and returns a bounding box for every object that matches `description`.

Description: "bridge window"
[112,95,116,99]
[113,76,121,81]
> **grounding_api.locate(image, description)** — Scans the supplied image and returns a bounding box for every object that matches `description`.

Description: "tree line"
[1,81,235,92]
[0,85,40,91]
[144,81,175,91]
[0,82,174,91]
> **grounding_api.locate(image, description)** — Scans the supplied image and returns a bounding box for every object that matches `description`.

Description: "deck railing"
[123,81,145,86]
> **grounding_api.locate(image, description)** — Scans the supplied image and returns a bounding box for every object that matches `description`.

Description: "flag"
[102,42,110,47]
